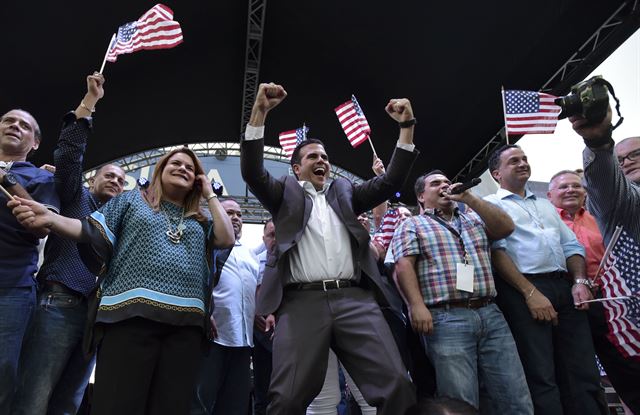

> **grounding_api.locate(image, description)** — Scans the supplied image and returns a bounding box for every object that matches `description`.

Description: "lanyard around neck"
[425,212,470,263]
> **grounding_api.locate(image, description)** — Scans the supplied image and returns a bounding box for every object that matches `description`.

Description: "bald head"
[615,136,640,184]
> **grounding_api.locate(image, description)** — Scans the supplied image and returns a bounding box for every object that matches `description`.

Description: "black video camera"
[554,76,613,124]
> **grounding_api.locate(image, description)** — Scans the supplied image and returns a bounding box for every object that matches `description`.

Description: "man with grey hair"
[570,109,640,413]
[547,169,604,282]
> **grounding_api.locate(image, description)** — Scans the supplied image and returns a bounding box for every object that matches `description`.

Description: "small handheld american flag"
[103,4,183,67]
[502,90,561,136]
[372,208,400,252]
[279,125,309,158]
[597,227,640,359]
[335,95,371,148]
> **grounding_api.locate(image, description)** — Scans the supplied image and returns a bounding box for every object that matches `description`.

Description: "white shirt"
[288,181,355,283]
[212,241,259,347]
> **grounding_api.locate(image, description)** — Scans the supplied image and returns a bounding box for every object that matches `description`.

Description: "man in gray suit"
[240,82,418,414]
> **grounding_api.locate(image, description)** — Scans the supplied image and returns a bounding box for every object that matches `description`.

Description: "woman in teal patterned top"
[9,148,234,414]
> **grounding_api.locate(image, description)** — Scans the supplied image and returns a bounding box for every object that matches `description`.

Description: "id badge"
[456,263,474,293]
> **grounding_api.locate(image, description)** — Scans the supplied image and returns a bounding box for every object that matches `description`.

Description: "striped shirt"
[392,209,496,306]
[583,146,640,245]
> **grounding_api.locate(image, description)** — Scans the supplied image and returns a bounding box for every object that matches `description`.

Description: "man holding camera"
[570,107,640,414]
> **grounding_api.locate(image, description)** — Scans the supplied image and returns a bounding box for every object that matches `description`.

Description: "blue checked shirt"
[37,113,103,296]
[393,208,497,306]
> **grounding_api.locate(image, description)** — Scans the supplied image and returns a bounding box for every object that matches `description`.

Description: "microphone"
[449,178,482,195]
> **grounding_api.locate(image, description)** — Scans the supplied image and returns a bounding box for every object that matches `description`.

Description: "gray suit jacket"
[241,138,418,315]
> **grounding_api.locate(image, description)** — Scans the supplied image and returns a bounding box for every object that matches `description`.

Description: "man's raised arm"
[352,98,418,213]
[570,107,640,241]
[55,72,105,205]
[240,83,287,212]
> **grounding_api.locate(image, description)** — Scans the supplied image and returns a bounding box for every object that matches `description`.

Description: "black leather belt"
[523,271,567,279]
[42,281,83,298]
[431,297,493,310]
[285,279,356,291]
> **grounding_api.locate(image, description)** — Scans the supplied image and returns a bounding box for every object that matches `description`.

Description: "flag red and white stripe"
[372,208,400,252]
[335,95,371,148]
[597,227,640,359]
[503,90,561,136]
[106,4,183,62]
[278,125,308,158]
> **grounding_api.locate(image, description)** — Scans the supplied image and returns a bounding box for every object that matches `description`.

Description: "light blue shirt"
[484,188,584,274]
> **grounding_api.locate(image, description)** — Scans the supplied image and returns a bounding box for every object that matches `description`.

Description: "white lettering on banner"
[207,169,229,196]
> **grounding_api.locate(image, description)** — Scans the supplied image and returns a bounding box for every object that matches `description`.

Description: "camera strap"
[599,78,624,131]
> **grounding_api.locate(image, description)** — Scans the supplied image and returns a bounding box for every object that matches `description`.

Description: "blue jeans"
[11,286,95,415]
[0,286,36,414]
[422,303,533,414]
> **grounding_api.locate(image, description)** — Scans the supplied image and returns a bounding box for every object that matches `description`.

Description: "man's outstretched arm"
[240,83,288,212]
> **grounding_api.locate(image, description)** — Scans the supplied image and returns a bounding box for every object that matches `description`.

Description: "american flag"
[598,228,640,359]
[503,90,561,136]
[335,95,371,148]
[106,4,183,62]
[278,125,309,158]
[372,208,400,251]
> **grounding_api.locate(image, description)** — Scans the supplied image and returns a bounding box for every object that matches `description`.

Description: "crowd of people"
[0,76,638,415]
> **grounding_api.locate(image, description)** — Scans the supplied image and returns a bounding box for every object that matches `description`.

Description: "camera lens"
[554,94,582,120]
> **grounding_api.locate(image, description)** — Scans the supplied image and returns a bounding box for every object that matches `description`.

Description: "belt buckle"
[322,279,337,291]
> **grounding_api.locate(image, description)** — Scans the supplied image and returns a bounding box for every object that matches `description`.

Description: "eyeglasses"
[617,148,640,165]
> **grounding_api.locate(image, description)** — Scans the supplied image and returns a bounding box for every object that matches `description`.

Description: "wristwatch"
[1,172,18,187]
[398,118,417,128]
[574,278,594,289]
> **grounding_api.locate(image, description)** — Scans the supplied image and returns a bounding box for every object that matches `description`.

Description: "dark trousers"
[588,301,640,413]
[91,317,203,415]
[495,275,606,415]
[191,342,251,415]
[252,330,273,415]
[268,286,416,415]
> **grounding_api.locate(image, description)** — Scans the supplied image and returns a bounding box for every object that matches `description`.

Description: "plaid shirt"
[393,208,496,305]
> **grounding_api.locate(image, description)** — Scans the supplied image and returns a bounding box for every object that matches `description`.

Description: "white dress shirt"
[288,181,355,283]
[212,240,259,347]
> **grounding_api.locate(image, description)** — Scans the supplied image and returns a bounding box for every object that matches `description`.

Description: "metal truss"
[240,0,268,133]
[453,1,640,182]
[84,142,365,224]
[542,1,639,92]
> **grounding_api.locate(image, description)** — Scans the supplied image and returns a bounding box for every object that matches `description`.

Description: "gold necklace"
[162,206,186,244]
